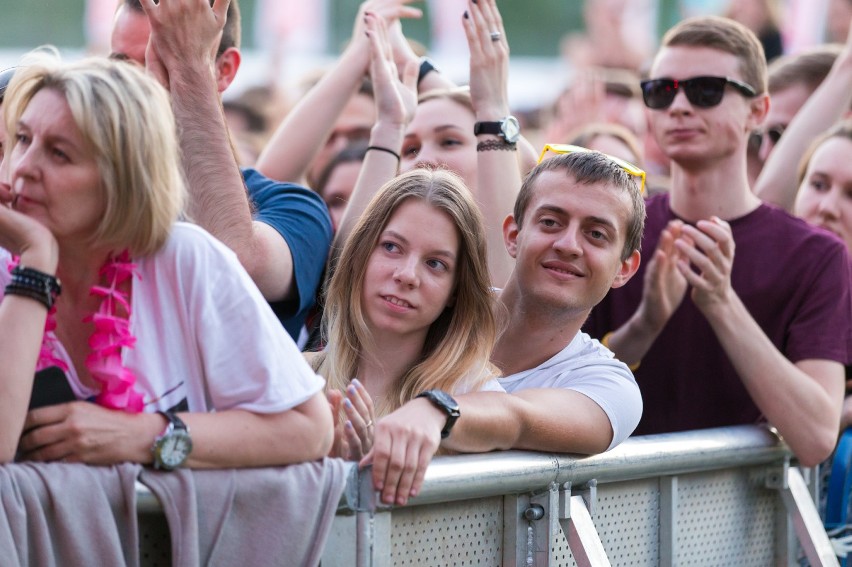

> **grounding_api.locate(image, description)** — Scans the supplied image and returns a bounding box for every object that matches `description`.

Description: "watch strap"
[158,410,188,434]
[473,121,502,137]
[415,390,460,439]
[152,411,192,470]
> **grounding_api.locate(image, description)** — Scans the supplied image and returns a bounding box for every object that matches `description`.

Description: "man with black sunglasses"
[586,16,852,467]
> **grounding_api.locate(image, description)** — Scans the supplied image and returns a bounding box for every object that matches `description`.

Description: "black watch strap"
[416,389,460,439]
[473,121,502,137]
[159,410,188,433]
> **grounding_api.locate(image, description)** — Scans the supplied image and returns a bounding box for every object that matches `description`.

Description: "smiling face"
[400,97,478,188]
[361,198,461,343]
[795,136,852,252]
[647,46,764,170]
[506,170,638,317]
[9,88,104,243]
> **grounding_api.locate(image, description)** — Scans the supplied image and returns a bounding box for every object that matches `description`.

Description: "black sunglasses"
[640,76,757,109]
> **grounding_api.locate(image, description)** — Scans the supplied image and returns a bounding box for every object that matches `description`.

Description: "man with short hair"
[366,150,645,506]
[752,45,842,166]
[586,16,851,467]
[110,0,332,340]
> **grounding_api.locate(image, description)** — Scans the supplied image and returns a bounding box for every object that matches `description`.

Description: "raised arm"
[256,0,422,185]
[464,0,523,288]
[674,218,845,465]
[0,188,59,462]
[755,18,852,211]
[140,0,298,302]
[334,12,418,248]
[605,220,688,365]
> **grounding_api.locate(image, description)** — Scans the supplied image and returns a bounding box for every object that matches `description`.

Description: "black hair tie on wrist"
[366,145,401,163]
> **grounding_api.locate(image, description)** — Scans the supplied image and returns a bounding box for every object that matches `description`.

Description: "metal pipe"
[402,426,787,507]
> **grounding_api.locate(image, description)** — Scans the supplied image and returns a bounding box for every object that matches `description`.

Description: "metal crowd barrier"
[138,425,839,566]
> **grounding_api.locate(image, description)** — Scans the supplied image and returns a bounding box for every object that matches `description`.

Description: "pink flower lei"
[8,251,145,413]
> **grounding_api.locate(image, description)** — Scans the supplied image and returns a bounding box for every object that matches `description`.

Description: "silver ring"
[490,31,502,42]
[365,420,374,428]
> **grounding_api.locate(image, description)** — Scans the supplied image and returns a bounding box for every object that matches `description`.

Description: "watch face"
[429,390,460,415]
[501,116,521,144]
[157,431,193,469]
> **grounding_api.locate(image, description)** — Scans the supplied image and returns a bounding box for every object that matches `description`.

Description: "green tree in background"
[0,0,583,56]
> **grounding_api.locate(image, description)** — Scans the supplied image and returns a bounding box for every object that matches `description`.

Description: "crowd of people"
[0,0,850,539]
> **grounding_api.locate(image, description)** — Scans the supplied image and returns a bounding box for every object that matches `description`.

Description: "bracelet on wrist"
[5,265,62,310]
[476,139,517,152]
[366,145,401,164]
[600,332,641,372]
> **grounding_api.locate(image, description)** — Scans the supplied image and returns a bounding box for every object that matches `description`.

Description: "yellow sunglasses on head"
[538,143,646,195]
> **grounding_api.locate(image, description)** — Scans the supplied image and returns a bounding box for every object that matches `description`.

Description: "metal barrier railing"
[136,426,840,566]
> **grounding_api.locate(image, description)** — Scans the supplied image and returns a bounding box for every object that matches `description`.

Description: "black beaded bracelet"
[6,265,61,310]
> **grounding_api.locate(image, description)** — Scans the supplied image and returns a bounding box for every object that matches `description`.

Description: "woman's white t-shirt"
[0,222,324,413]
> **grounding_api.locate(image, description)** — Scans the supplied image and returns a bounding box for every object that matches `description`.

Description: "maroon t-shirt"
[585,193,852,435]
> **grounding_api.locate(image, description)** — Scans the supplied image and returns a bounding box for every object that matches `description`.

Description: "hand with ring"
[342,378,377,461]
[463,0,510,121]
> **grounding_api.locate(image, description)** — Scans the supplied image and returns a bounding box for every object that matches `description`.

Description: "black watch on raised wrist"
[151,411,193,470]
[474,115,521,144]
[416,389,460,439]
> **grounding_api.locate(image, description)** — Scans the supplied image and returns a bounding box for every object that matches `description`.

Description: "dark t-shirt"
[585,193,852,435]
[243,168,333,341]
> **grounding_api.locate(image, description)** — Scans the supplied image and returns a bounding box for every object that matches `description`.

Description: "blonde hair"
[3,50,185,257]
[417,86,474,114]
[797,120,852,184]
[315,168,497,415]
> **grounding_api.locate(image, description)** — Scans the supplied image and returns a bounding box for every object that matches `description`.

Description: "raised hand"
[139,0,229,84]
[674,217,736,313]
[463,0,510,120]
[542,70,606,144]
[365,12,418,130]
[638,219,688,332]
[353,0,422,43]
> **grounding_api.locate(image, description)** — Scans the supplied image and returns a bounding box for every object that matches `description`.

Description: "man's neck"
[668,154,762,222]
[493,280,585,376]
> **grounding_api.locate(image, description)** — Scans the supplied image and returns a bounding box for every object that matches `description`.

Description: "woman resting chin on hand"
[0,52,332,468]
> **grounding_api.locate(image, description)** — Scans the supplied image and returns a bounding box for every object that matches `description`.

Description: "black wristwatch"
[416,389,460,439]
[474,115,521,144]
[151,411,193,470]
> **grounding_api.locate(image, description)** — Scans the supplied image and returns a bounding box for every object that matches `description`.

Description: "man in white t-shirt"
[364,151,645,506]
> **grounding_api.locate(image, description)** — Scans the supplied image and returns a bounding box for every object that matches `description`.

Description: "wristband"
[476,139,517,152]
[601,332,640,372]
[366,145,401,163]
[5,265,62,310]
